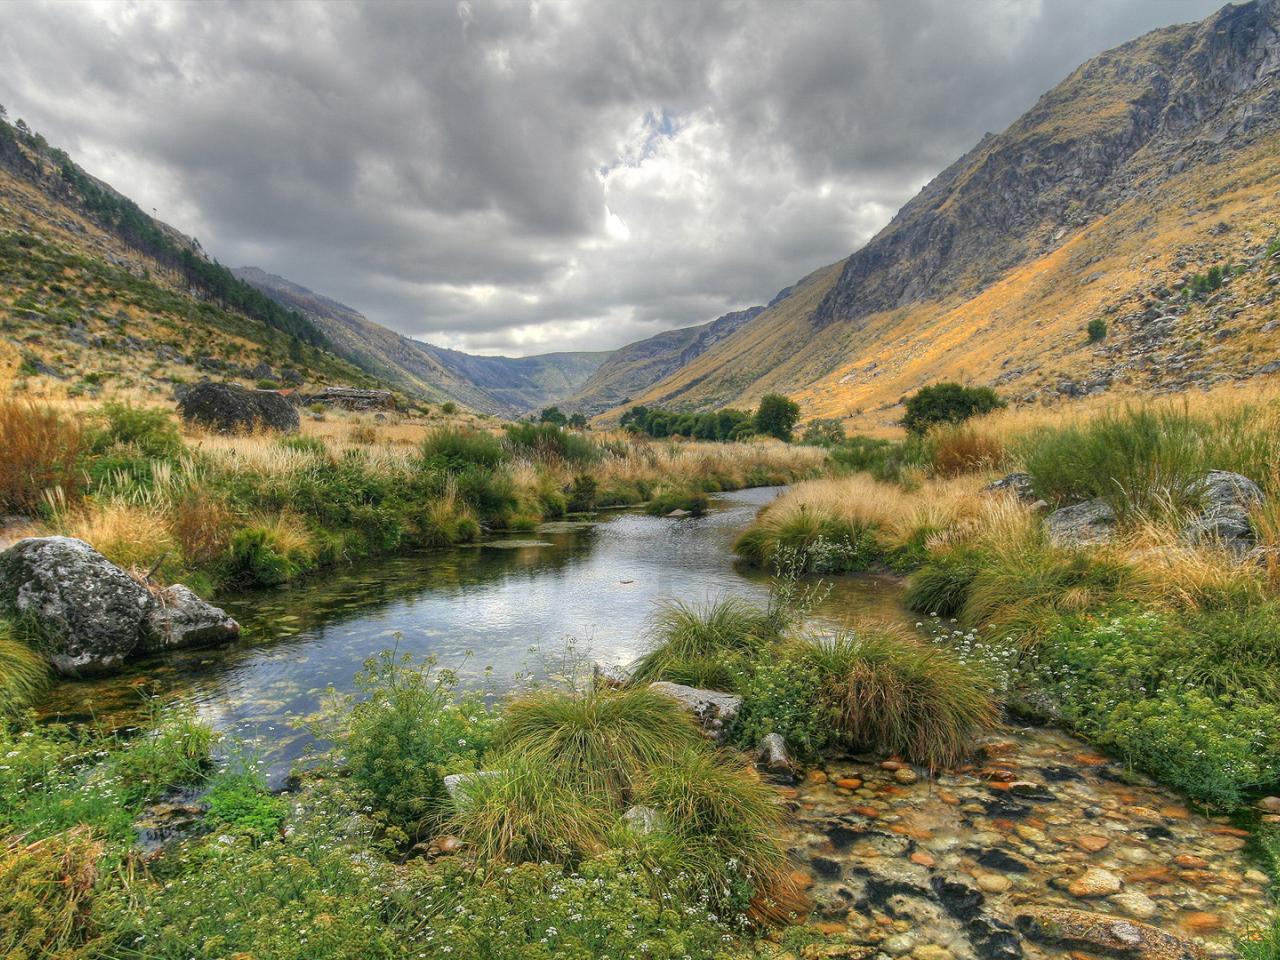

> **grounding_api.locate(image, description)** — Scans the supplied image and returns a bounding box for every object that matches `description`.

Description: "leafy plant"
[902,382,1004,434]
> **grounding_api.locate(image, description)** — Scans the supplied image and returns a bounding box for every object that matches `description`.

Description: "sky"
[0,0,1225,356]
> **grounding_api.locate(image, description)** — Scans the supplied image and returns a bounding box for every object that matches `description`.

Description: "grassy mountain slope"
[232,267,610,416]
[614,0,1280,432]
[564,305,765,416]
[0,128,379,398]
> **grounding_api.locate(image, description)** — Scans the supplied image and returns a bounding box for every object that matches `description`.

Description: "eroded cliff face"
[812,0,1280,332]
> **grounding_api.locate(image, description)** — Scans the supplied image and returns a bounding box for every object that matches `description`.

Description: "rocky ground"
[778,725,1273,960]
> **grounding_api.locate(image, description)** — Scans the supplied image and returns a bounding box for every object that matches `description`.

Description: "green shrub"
[225,527,310,587]
[204,768,288,842]
[342,652,499,840]
[902,382,1004,434]
[1086,317,1108,343]
[754,393,800,441]
[92,401,182,459]
[504,422,600,466]
[567,473,598,512]
[733,654,831,759]
[800,631,997,770]
[419,427,506,473]
[495,687,702,804]
[454,465,518,521]
[799,418,845,447]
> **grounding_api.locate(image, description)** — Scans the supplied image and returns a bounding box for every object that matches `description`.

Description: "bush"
[754,394,800,441]
[800,631,997,770]
[494,686,702,804]
[902,382,1004,434]
[567,473,598,512]
[928,424,1004,476]
[1087,317,1108,343]
[799,418,845,447]
[732,509,882,574]
[630,597,778,685]
[342,652,499,840]
[420,427,506,473]
[0,399,85,512]
[92,401,182,459]
[225,518,315,587]
[733,654,831,760]
[504,422,599,466]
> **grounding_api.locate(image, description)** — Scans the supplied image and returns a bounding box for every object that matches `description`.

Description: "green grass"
[904,547,983,618]
[0,629,50,715]
[494,686,703,804]
[800,631,998,770]
[629,597,779,686]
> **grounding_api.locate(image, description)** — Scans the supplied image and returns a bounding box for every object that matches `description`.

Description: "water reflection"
[41,487,908,779]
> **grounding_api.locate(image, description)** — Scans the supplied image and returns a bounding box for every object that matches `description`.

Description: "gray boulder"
[1046,499,1116,547]
[1183,470,1263,552]
[649,681,741,741]
[178,380,299,434]
[140,584,240,654]
[0,537,150,675]
[756,732,797,781]
[983,472,1036,501]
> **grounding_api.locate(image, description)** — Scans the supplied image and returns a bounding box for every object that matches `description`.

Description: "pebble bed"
[778,725,1274,960]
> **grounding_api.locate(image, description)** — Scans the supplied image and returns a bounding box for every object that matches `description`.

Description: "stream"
[41,486,906,780]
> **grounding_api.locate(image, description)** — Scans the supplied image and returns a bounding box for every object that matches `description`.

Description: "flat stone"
[1068,867,1123,898]
[648,681,741,738]
[1016,906,1208,960]
[1111,890,1160,921]
[912,946,954,960]
[1077,835,1110,853]
[895,767,920,785]
[976,873,1012,893]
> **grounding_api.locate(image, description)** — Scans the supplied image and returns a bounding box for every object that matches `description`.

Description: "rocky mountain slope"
[610,0,1280,430]
[232,267,609,417]
[563,304,765,416]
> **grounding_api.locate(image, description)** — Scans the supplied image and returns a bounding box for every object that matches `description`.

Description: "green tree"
[754,394,800,441]
[539,406,568,426]
[902,382,1004,434]
[567,412,587,429]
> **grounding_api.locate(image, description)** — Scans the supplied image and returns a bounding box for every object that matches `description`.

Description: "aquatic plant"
[629,596,778,685]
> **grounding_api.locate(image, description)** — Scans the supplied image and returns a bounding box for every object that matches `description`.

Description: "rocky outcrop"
[303,387,395,411]
[1015,906,1207,960]
[0,536,151,675]
[983,473,1036,501]
[178,380,300,434]
[1046,499,1117,547]
[139,584,240,654]
[1182,469,1263,552]
[0,537,241,676]
[649,681,741,741]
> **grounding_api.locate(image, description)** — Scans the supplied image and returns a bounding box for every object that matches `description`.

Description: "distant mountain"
[564,304,764,416]
[611,0,1280,429]
[232,267,610,416]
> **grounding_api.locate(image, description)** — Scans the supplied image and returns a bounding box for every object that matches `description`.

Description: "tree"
[754,394,800,441]
[902,382,1005,434]
[567,412,587,429]
[800,417,845,447]
[539,406,568,426]
[1087,317,1108,343]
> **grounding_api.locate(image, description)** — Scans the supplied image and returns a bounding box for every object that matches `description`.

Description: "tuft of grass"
[0,827,106,959]
[495,686,703,804]
[420,427,507,473]
[0,399,86,513]
[0,629,51,715]
[447,759,614,867]
[928,423,1005,477]
[800,630,998,770]
[630,597,778,685]
[904,547,984,618]
[59,502,177,573]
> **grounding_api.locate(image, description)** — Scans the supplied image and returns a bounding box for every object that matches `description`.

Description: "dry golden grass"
[0,399,86,513]
[58,502,176,573]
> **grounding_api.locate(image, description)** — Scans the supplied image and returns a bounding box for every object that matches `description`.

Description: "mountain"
[563,304,765,416]
[609,0,1280,430]
[232,267,610,416]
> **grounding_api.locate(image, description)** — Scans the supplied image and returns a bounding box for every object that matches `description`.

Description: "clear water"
[41,487,908,781]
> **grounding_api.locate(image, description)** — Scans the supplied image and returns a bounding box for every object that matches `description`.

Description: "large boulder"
[139,584,240,654]
[1046,499,1116,547]
[1015,906,1206,960]
[0,537,150,675]
[178,380,300,434]
[1182,469,1263,552]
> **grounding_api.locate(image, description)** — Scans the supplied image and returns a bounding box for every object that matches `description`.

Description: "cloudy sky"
[1,0,1224,356]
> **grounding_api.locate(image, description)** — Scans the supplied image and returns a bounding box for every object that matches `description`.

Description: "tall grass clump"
[504,422,600,466]
[495,686,703,803]
[0,827,106,960]
[420,427,507,472]
[0,626,50,715]
[904,547,984,618]
[0,399,85,513]
[928,423,1005,477]
[629,597,779,687]
[91,401,182,459]
[800,631,998,770]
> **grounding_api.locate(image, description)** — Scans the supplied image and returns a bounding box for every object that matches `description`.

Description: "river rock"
[139,584,240,654]
[622,804,664,835]
[1046,499,1117,546]
[1015,906,1207,960]
[1110,890,1159,921]
[1182,470,1263,551]
[1256,796,1280,813]
[757,732,797,780]
[0,536,150,675]
[1068,866,1123,897]
[649,681,741,739]
[178,380,300,434]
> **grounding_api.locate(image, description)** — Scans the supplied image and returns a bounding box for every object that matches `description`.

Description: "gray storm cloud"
[0,0,1222,355]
